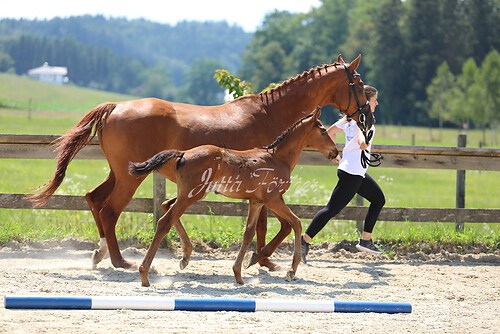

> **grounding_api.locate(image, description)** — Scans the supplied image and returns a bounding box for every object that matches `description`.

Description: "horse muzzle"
[328,149,339,160]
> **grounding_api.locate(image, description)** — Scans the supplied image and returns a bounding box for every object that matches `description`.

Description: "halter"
[341,64,382,168]
[341,64,371,130]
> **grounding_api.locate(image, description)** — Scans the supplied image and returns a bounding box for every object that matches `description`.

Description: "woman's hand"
[359,142,369,150]
[331,155,340,165]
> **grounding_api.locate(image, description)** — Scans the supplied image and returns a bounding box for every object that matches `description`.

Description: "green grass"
[0,73,499,251]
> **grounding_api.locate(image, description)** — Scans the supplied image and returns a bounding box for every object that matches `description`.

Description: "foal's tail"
[129,150,184,177]
[27,102,117,207]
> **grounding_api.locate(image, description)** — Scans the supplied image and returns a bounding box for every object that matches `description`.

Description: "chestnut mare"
[129,108,337,285]
[29,54,370,271]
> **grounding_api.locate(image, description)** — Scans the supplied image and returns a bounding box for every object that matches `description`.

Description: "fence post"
[153,172,166,229]
[455,133,466,232]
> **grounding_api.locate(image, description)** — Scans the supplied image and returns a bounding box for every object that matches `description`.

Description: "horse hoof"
[115,259,136,270]
[259,258,281,272]
[139,265,151,287]
[243,252,259,269]
[179,259,189,270]
[91,249,104,269]
[285,270,295,282]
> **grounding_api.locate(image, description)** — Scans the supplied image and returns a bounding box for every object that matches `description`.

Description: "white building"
[28,62,68,85]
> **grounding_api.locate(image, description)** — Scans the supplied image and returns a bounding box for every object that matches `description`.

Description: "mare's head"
[303,108,338,160]
[334,54,375,135]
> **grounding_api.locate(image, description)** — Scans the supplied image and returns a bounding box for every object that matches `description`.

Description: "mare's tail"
[27,102,117,207]
[129,150,184,176]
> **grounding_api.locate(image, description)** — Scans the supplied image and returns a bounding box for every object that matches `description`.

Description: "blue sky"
[1,0,321,32]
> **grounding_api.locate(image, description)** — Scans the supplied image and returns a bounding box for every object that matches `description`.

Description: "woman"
[301,85,385,263]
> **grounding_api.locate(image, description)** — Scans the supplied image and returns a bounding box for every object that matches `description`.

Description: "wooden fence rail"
[1,134,499,224]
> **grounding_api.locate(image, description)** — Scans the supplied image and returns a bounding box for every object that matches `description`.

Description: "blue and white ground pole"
[4,295,412,313]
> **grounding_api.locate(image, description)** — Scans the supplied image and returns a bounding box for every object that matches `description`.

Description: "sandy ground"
[0,239,499,334]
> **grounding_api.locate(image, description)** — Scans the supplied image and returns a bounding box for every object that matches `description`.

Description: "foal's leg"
[233,201,264,284]
[161,197,192,270]
[245,214,291,269]
[139,198,190,287]
[255,208,280,271]
[266,198,302,281]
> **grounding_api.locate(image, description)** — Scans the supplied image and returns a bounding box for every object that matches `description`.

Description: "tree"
[455,59,481,130]
[134,65,174,100]
[304,0,355,64]
[240,11,304,90]
[427,51,500,139]
[0,51,14,72]
[214,69,253,100]
[183,59,225,105]
[459,0,500,64]
[475,50,500,145]
[426,62,458,128]
[369,0,406,124]
[340,0,379,76]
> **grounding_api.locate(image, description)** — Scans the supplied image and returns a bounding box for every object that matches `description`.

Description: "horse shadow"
[44,252,400,299]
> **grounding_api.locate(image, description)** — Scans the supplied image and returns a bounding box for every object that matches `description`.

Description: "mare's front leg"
[254,208,281,271]
[162,197,192,270]
[233,201,264,284]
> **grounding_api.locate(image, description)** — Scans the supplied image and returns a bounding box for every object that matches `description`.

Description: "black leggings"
[305,169,385,238]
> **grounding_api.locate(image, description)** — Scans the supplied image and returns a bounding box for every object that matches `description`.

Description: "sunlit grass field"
[1,73,499,251]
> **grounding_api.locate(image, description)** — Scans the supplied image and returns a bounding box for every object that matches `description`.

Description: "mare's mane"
[255,62,342,105]
[264,113,316,150]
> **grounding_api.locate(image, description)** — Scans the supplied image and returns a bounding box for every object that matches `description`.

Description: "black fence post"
[456,133,467,232]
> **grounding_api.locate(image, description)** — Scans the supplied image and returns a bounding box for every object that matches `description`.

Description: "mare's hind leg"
[233,201,264,284]
[161,197,192,270]
[86,171,116,269]
[98,176,143,269]
[254,208,282,271]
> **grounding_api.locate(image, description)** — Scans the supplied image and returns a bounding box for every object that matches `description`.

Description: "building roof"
[28,62,68,76]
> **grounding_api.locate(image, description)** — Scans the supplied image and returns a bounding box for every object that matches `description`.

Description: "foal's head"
[304,108,339,160]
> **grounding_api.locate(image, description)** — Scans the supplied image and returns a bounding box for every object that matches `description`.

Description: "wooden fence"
[1,134,499,225]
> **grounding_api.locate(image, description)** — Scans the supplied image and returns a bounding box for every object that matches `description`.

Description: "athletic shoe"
[355,238,382,254]
[300,236,310,264]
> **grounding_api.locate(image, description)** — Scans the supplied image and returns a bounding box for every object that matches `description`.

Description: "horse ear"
[337,54,345,63]
[348,54,362,72]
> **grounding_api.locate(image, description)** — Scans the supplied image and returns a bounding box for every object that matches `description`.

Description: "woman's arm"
[327,123,343,141]
[327,124,343,164]
[356,127,369,150]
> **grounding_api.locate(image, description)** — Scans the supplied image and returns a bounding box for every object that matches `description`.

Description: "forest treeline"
[240,0,499,127]
[0,16,251,105]
[0,0,499,127]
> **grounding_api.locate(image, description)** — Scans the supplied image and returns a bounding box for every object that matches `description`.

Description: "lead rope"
[361,129,382,168]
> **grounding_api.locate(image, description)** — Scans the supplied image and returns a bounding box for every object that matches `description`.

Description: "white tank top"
[334,118,375,177]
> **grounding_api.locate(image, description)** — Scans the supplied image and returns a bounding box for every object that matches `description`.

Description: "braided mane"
[264,113,315,150]
[259,62,342,105]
